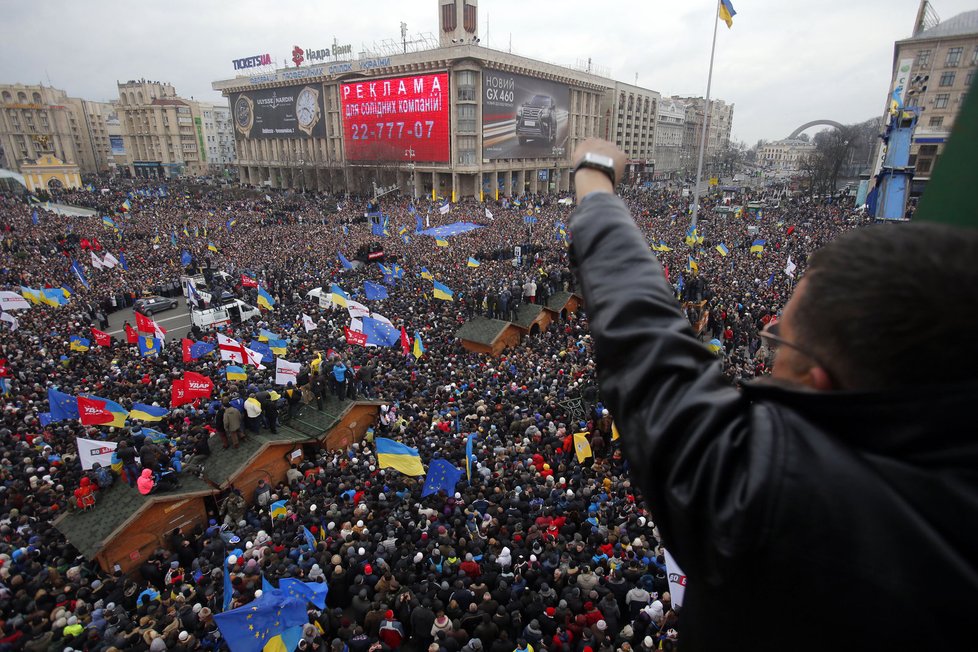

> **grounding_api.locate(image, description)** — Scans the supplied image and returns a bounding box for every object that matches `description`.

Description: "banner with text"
[230,83,326,139]
[340,73,450,162]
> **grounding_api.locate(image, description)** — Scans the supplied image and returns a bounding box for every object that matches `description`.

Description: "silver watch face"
[584,153,615,169]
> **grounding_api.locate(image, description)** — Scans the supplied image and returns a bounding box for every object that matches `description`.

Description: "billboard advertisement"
[340,73,450,162]
[483,71,570,160]
[230,83,326,139]
[109,135,125,156]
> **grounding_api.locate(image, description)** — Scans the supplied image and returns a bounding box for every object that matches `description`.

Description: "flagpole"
[690,0,722,230]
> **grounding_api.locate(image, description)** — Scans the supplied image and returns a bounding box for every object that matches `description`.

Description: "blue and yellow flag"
[225,365,247,381]
[467,257,481,268]
[270,500,288,519]
[413,332,425,359]
[267,338,288,356]
[69,336,90,352]
[207,241,219,253]
[279,578,328,609]
[716,243,729,257]
[330,283,349,308]
[433,281,454,301]
[102,216,116,229]
[138,336,162,357]
[750,239,766,254]
[465,433,477,481]
[573,431,593,463]
[338,251,353,270]
[420,267,433,280]
[130,403,168,421]
[435,238,449,248]
[257,287,276,310]
[719,0,737,28]
[258,328,278,342]
[376,437,425,476]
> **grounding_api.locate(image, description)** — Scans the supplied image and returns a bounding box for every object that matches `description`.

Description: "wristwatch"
[573,152,616,187]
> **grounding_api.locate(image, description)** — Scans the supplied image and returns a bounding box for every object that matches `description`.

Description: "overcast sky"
[1,0,973,145]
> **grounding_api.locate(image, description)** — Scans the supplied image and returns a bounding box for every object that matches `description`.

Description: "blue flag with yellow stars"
[422,458,464,497]
[279,577,328,609]
[214,588,308,652]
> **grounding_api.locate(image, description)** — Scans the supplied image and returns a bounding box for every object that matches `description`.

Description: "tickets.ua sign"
[233,54,273,70]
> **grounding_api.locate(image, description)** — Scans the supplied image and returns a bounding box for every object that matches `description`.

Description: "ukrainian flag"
[657,240,673,252]
[716,243,729,257]
[432,281,454,301]
[750,239,766,254]
[69,336,91,352]
[719,0,736,28]
[257,287,276,310]
[375,437,425,476]
[102,216,116,228]
[413,332,425,359]
[330,283,349,308]
[130,403,168,421]
[20,286,41,305]
[270,500,288,519]
[467,257,481,268]
[40,289,66,307]
[435,238,449,248]
[688,255,699,273]
[258,328,278,342]
[267,338,288,356]
[225,365,247,381]
[420,267,434,280]
[121,199,132,212]
[263,626,304,652]
[708,338,724,353]
[207,241,219,253]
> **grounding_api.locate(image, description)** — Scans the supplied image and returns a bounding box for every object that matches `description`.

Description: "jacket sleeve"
[569,193,782,580]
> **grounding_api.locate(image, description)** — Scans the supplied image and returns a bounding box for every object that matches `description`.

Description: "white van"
[191,300,261,329]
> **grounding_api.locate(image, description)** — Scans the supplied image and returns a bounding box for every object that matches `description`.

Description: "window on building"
[917,49,931,67]
[916,159,932,174]
[928,116,944,127]
[967,70,975,87]
[17,92,27,103]
[934,93,950,108]
[939,71,955,86]
[945,47,963,67]
[457,104,476,132]
[918,144,938,156]
[32,92,42,104]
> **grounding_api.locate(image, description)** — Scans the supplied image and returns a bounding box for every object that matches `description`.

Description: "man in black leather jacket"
[567,138,978,649]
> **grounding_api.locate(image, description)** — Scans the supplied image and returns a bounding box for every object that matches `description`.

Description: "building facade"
[116,80,207,178]
[212,0,731,198]
[758,138,817,172]
[881,7,977,184]
[675,96,735,177]
[654,98,685,178]
[198,102,237,175]
[0,84,114,177]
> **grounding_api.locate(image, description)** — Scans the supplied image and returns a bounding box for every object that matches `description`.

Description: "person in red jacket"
[137,468,155,495]
[73,477,96,510]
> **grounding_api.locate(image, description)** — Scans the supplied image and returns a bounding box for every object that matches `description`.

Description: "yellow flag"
[611,421,620,441]
[573,431,593,463]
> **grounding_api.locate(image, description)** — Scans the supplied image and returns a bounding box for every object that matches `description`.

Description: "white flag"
[663,548,687,609]
[439,203,451,215]
[350,317,363,333]
[485,208,494,221]
[218,333,245,363]
[245,346,266,369]
[1,311,19,331]
[102,252,119,268]
[302,313,317,332]
[558,197,574,206]
[370,312,393,326]
[275,357,301,386]
[91,251,105,270]
[346,299,370,319]
[318,293,332,309]
[425,213,430,228]
[77,436,118,471]
[0,291,31,311]
[784,256,797,278]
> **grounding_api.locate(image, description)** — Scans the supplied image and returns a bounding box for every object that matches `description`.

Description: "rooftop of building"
[908,9,978,40]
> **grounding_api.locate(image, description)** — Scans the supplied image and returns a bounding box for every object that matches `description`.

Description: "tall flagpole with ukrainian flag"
[691,0,736,231]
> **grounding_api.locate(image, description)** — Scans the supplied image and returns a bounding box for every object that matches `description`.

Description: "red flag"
[77,396,114,426]
[0,359,8,378]
[92,237,102,251]
[400,326,411,356]
[183,372,213,399]
[91,328,112,347]
[80,238,91,250]
[124,323,138,344]
[182,338,193,363]
[170,379,188,408]
[787,226,796,236]
[344,327,368,347]
[241,274,258,288]
[135,311,167,337]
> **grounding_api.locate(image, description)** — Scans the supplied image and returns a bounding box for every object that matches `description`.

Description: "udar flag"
[573,431,593,463]
[183,371,213,399]
[78,395,129,428]
[275,358,300,386]
[663,548,688,608]
[375,437,424,476]
[76,436,119,470]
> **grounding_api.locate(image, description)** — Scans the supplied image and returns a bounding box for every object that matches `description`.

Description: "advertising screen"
[340,73,450,162]
[229,83,326,139]
[109,135,125,156]
[483,71,570,160]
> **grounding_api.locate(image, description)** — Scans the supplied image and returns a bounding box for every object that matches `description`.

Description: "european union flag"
[466,433,477,482]
[190,341,216,359]
[361,317,400,347]
[48,387,79,422]
[363,281,388,301]
[70,260,89,289]
[32,210,38,226]
[119,253,129,270]
[181,250,192,266]
[248,340,273,362]
[300,526,317,552]
[215,589,308,652]
[279,577,328,609]
[338,251,353,270]
[422,459,464,497]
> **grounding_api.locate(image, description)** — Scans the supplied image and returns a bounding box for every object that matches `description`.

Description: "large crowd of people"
[0,176,869,651]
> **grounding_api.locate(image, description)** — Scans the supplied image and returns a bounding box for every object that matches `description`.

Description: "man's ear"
[807,366,834,392]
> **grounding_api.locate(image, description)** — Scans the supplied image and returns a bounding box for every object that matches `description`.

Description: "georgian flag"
[302,313,317,332]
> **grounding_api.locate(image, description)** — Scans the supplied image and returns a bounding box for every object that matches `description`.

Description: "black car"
[516,94,558,145]
[133,295,178,315]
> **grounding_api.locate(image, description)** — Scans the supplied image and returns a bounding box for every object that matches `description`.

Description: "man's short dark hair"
[794,222,978,390]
